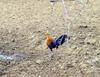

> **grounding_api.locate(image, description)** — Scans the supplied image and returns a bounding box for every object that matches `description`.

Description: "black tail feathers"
[55,34,70,46]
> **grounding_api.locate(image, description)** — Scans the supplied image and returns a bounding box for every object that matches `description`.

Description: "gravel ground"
[0,0,100,77]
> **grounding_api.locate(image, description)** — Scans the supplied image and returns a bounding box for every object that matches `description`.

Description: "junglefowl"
[45,32,69,51]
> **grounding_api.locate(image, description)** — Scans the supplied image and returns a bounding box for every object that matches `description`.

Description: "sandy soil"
[0,0,100,77]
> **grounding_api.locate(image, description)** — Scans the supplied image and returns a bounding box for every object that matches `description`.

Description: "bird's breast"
[46,39,54,46]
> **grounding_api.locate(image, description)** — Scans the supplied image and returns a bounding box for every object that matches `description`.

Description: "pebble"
[35,59,43,64]
[85,38,96,45]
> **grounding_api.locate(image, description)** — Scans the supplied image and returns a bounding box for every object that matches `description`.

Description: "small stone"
[80,63,88,68]
[12,48,15,50]
[88,58,100,68]
[38,75,41,77]
[52,67,56,71]
[67,64,74,69]
[12,39,15,42]
[79,25,88,28]
[50,0,57,2]
[71,45,77,50]
[85,38,96,45]
[35,59,43,64]
[59,64,64,69]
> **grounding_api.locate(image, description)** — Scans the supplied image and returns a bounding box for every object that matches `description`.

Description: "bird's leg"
[48,50,54,58]
[50,48,52,51]
[56,46,58,49]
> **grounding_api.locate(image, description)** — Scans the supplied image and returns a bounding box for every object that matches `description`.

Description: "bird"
[45,32,69,51]
[55,34,68,47]
[45,32,57,51]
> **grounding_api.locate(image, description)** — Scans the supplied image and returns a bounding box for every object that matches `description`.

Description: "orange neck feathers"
[45,32,54,45]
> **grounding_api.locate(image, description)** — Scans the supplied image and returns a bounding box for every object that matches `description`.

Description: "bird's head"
[45,31,51,38]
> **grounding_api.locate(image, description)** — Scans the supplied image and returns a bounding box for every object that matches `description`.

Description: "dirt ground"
[0,0,100,77]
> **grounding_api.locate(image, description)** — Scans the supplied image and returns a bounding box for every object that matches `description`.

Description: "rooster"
[45,32,69,51]
[45,33,57,51]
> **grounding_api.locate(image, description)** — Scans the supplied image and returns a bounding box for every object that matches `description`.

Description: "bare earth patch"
[0,0,100,77]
